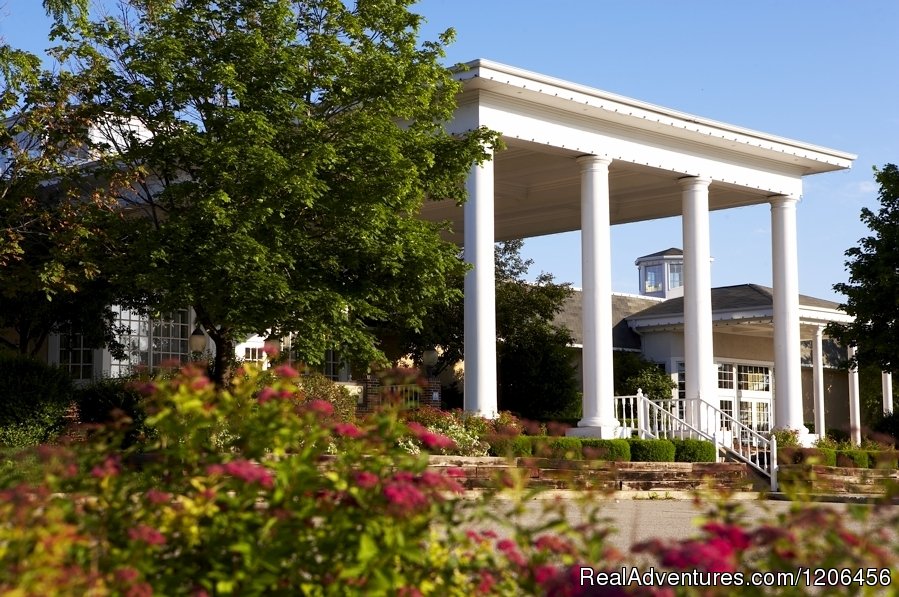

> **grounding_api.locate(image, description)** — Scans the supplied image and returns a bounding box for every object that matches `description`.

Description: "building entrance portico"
[420,59,856,439]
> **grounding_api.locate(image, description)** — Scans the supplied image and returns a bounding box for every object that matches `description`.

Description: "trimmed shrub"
[0,353,75,447]
[868,450,899,469]
[671,439,717,463]
[536,437,582,460]
[627,439,675,462]
[580,439,630,462]
[75,378,148,446]
[299,372,356,422]
[835,449,869,469]
[777,447,837,466]
[485,434,533,457]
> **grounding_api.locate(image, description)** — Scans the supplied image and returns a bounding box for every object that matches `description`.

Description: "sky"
[3,1,897,302]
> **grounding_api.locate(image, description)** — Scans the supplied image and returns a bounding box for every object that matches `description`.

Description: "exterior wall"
[801,367,850,434]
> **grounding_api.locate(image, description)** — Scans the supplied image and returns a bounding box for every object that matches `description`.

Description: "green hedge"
[486,435,533,457]
[868,450,899,469]
[627,439,675,462]
[532,437,582,459]
[75,378,149,447]
[835,449,869,469]
[0,353,75,447]
[671,439,717,463]
[580,439,631,462]
[777,447,837,466]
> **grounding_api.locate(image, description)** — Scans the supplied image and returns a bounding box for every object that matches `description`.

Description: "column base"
[567,423,624,440]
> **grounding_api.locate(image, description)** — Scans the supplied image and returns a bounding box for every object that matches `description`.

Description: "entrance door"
[736,364,772,433]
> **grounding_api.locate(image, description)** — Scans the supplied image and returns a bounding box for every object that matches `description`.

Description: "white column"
[463,156,497,418]
[812,326,826,437]
[680,176,716,431]
[571,155,618,438]
[770,196,807,435]
[848,345,861,445]
[882,372,893,414]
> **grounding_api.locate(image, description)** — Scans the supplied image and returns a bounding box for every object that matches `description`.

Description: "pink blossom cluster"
[206,459,274,489]
[256,386,297,404]
[90,455,121,479]
[634,521,753,573]
[333,422,363,438]
[405,422,455,451]
[379,469,464,513]
[128,524,166,546]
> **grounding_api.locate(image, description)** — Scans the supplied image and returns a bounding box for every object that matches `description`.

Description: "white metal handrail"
[614,391,778,491]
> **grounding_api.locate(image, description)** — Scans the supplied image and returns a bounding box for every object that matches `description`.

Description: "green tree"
[613,352,675,400]
[828,164,899,373]
[46,1,498,384]
[1,5,124,356]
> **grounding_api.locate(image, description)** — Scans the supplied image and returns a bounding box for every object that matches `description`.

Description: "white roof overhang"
[628,306,853,339]
[424,59,857,244]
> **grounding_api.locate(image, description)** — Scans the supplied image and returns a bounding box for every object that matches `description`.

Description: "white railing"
[614,390,778,491]
[379,384,422,408]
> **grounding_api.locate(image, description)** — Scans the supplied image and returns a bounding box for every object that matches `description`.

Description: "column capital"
[769,194,799,208]
[678,175,712,190]
[576,155,612,169]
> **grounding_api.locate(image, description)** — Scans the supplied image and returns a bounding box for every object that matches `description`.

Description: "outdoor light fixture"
[189,325,207,353]
[422,348,439,373]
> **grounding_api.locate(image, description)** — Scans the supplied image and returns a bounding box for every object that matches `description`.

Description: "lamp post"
[422,348,439,377]
[189,325,207,355]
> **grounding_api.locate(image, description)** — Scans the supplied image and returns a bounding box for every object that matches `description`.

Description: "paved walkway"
[465,491,899,553]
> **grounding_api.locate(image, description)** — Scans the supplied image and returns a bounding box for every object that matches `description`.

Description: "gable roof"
[635,248,683,261]
[554,291,663,350]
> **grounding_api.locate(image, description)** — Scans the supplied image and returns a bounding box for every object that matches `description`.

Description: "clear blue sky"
[4,1,897,302]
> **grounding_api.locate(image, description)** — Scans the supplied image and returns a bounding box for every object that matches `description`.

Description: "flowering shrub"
[401,406,490,456]
[1,364,897,595]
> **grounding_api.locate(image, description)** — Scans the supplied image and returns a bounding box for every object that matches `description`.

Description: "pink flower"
[128,524,166,546]
[116,567,140,583]
[533,564,557,585]
[419,431,455,450]
[445,467,466,478]
[383,481,428,511]
[191,377,211,390]
[126,583,153,597]
[91,455,121,479]
[535,534,573,554]
[355,471,379,489]
[334,422,363,438]
[309,399,334,416]
[257,387,278,404]
[406,422,426,435]
[477,571,495,594]
[206,459,274,489]
[274,364,299,378]
[145,489,172,505]
[702,522,752,551]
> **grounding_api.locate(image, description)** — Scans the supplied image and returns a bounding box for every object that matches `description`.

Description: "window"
[57,328,95,381]
[717,364,735,389]
[668,262,683,290]
[109,307,191,377]
[643,264,664,293]
[244,347,265,364]
[676,362,686,401]
[737,365,770,392]
[719,399,734,430]
[320,349,342,381]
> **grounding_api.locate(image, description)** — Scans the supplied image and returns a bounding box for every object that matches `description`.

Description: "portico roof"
[422,59,856,243]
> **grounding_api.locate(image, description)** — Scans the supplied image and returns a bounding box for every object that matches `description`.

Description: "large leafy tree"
[829,164,899,372]
[46,0,497,384]
[0,1,124,356]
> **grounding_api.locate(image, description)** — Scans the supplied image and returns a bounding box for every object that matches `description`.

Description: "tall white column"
[571,155,618,438]
[848,344,861,445]
[882,372,893,414]
[680,176,716,431]
[812,326,826,437]
[770,196,807,435]
[463,157,497,418]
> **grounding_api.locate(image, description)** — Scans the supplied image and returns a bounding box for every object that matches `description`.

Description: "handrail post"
[636,389,645,439]
[770,435,778,492]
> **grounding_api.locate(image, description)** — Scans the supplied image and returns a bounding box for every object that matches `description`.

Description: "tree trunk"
[210,332,235,389]
[193,303,234,388]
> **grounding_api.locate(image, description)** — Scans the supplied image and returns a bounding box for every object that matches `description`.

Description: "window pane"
[717,364,734,389]
[644,264,664,293]
[668,263,683,289]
